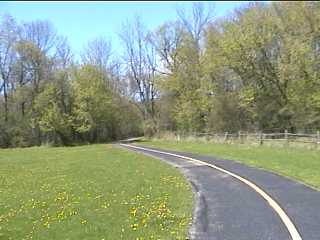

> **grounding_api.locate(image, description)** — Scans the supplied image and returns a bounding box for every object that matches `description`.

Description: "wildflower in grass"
[43,221,50,228]
[141,218,148,227]
[68,209,78,216]
[130,207,138,217]
[131,223,138,230]
[1,145,192,239]
[81,219,87,224]
[101,202,110,209]
[95,194,103,199]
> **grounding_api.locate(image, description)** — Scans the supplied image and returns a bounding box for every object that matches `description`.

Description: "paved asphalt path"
[119,144,320,240]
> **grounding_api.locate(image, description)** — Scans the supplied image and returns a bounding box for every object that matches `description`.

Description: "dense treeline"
[155,2,320,134]
[1,2,320,147]
[0,16,142,147]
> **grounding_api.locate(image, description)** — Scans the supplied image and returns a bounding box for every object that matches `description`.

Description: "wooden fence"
[167,130,320,149]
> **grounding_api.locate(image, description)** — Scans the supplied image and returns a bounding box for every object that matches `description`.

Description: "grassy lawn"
[0,145,193,240]
[137,139,320,189]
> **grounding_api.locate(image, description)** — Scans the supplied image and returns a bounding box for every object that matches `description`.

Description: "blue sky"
[0,1,250,58]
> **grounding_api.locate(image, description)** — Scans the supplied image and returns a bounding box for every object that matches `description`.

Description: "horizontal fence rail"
[160,130,320,149]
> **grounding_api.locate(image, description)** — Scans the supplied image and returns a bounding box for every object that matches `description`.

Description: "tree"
[150,3,213,133]
[2,2,320,148]
[71,65,116,142]
[204,2,320,132]
[0,14,19,122]
[81,37,112,71]
[81,37,123,92]
[33,83,73,145]
[20,20,57,54]
[120,16,158,125]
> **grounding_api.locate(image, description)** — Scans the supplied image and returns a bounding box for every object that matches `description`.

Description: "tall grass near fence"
[154,130,320,150]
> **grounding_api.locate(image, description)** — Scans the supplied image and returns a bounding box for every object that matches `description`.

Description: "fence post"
[317,131,320,145]
[205,133,210,142]
[259,132,263,145]
[239,131,244,144]
[284,129,289,147]
[224,132,228,142]
[238,131,241,143]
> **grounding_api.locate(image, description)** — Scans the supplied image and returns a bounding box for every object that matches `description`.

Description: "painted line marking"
[120,143,303,240]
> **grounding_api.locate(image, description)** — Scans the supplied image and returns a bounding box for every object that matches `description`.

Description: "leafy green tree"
[204,2,320,132]
[71,65,116,142]
[33,83,73,145]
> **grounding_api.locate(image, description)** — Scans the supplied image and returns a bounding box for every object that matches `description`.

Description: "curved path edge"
[119,143,305,240]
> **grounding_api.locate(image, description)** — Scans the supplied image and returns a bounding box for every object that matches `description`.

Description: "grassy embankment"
[0,145,193,239]
[138,139,320,189]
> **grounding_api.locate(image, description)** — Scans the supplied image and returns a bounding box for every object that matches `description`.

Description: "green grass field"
[0,145,193,240]
[138,139,320,189]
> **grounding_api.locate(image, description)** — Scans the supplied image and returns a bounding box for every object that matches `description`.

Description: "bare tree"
[119,16,158,121]
[177,2,214,50]
[0,14,19,122]
[52,37,73,114]
[12,20,58,144]
[20,20,58,54]
[148,3,213,77]
[14,20,58,94]
[81,37,112,70]
[147,21,183,74]
[175,2,214,89]
[54,36,73,69]
[80,37,120,90]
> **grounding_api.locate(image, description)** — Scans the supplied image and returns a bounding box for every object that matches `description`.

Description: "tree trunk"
[3,82,8,122]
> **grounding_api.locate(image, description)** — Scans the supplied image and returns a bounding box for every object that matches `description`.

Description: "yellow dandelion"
[81,219,87,224]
